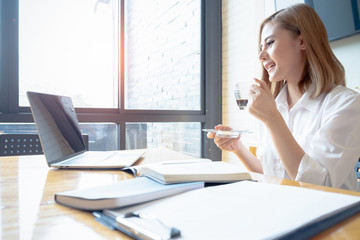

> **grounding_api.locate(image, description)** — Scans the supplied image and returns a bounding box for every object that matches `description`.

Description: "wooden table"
[1,148,359,239]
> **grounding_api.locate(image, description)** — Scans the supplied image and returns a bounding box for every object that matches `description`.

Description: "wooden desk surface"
[1,148,359,240]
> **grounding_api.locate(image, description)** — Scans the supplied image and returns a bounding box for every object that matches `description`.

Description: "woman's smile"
[264,62,276,73]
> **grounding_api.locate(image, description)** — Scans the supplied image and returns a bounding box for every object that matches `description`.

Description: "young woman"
[208,4,360,191]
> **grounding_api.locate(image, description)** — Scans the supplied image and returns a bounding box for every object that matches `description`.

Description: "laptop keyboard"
[57,151,118,166]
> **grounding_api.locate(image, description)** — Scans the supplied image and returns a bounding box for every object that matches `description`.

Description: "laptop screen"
[27,92,87,164]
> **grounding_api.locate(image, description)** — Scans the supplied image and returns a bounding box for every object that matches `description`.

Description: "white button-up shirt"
[257,84,360,191]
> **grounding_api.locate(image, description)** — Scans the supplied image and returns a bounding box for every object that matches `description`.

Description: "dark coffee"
[236,99,248,110]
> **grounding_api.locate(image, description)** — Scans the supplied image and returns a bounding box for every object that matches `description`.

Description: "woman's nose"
[258,49,267,61]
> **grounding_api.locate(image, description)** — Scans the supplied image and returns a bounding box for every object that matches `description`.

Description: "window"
[19,0,119,108]
[0,0,222,160]
[126,122,201,157]
[124,0,201,110]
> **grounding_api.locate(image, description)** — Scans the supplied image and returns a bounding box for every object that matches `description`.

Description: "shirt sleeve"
[295,89,360,189]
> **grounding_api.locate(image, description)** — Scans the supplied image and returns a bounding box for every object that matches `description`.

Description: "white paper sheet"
[105,181,360,240]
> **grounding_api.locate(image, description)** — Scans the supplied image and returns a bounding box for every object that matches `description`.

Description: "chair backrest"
[0,134,43,156]
[355,159,360,177]
[0,134,89,156]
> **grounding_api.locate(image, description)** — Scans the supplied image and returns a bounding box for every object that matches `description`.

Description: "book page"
[125,158,212,177]
[138,161,251,183]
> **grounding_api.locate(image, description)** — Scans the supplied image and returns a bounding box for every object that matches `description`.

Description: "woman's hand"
[207,125,241,152]
[248,78,280,125]
[207,124,264,173]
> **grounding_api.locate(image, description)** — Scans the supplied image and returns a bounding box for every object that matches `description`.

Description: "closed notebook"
[55,177,204,210]
[137,161,252,184]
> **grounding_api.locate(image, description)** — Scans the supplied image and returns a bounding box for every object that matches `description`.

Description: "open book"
[55,177,204,210]
[133,159,252,184]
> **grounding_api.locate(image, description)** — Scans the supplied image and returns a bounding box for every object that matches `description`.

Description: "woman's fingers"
[214,135,240,151]
[215,125,233,131]
[207,132,216,139]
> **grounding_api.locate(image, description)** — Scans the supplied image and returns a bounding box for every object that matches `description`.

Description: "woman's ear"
[298,34,306,50]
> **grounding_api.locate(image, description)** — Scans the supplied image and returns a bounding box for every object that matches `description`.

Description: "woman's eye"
[266,40,274,47]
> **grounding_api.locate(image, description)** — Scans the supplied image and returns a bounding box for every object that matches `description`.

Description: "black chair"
[0,134,89,156]
[0,134,43,156]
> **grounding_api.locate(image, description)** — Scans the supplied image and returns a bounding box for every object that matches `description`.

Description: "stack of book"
[55,159,252,210]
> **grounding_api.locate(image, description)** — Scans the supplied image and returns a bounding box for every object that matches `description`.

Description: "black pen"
[93,211,180,240]
[93,211,143,240]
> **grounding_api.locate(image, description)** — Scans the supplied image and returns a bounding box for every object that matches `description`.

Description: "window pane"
[124,0,201,110]
[126,122,201,157]
[0,123,38,135]
[79,123,119,151]
[19,0,119,108]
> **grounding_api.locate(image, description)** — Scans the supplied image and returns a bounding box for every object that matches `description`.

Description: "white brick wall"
[221,0,266,167]
[125,0,201,110]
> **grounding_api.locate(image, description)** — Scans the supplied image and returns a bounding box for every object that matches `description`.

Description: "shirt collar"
[275,83,321,113]
[275,84,289,111]
[300,87,322,112]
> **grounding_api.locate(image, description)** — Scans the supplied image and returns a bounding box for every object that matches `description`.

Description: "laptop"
[27,91,144,169]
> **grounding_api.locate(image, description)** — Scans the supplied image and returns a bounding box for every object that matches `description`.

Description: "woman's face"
[258,22,306,85]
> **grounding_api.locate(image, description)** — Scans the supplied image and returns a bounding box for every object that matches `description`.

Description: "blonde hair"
[259,4,345,98]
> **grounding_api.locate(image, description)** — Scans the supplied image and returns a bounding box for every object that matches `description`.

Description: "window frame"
[0,0,222,160]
